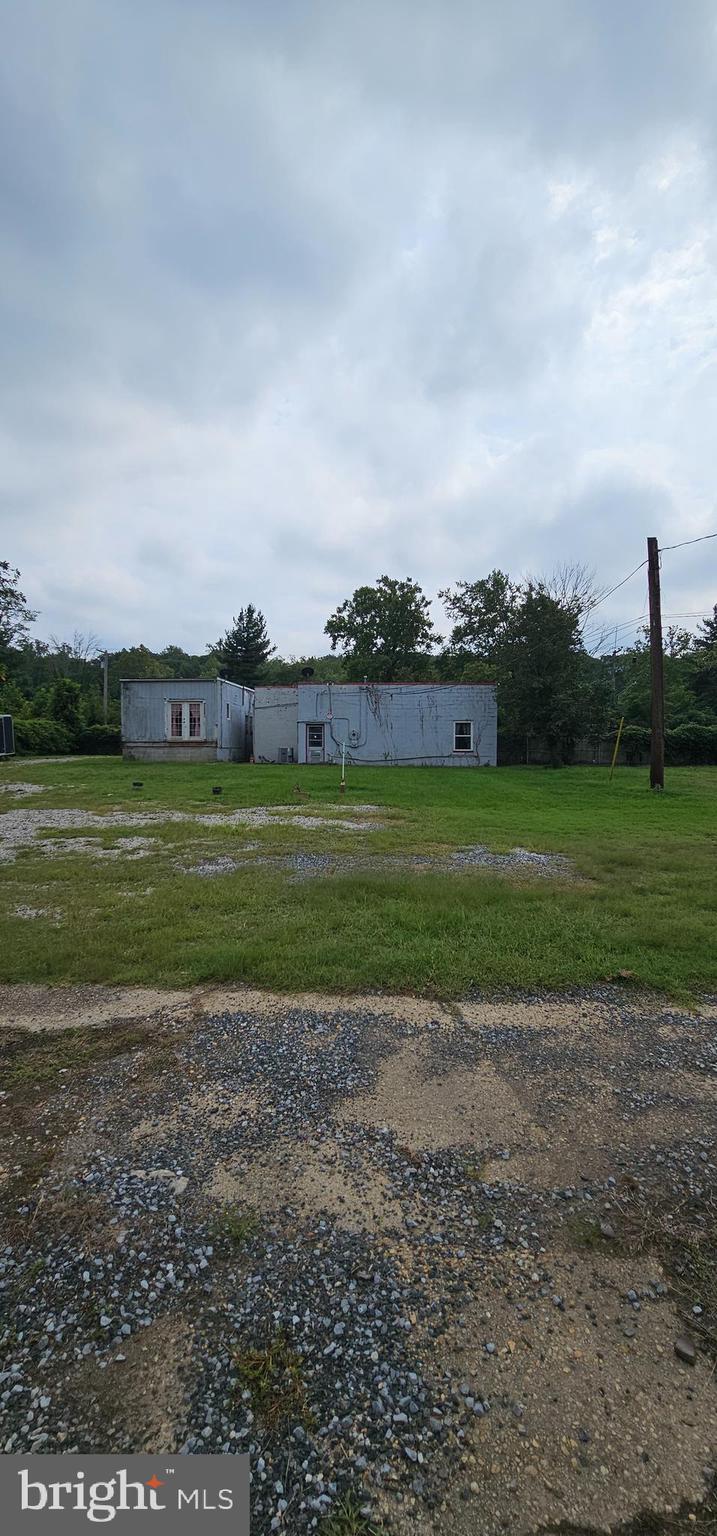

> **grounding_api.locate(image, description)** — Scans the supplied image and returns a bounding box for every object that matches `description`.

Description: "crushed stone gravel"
[0,782,46,797]
[0,806,386,863]
[183,846,573,881]
[1,987,716,1534]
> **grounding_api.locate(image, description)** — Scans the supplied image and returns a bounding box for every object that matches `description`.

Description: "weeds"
[234,1332,310,1431]
[0,1024,153,1104]
[321,1495,385,1535]
[210,1204,259,1247]
[606,1184,717,1360]
[564,1211,618,1252]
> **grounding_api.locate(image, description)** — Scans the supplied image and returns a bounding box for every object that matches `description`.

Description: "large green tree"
[214,605,275,686]
[440,569,611,762]
[325,576,438,681]
[439,570,519,672]
[1,562,37,671]
[497,583,608,765]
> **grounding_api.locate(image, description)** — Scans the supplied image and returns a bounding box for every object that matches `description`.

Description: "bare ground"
[1,983,716,1535]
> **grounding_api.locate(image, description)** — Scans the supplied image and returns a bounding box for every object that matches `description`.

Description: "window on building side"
[454,720,473,752]
[170,702,183,738]
[188,702,201,738]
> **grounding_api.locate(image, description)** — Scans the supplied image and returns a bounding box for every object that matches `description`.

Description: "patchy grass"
[0,760,715,997]
[210,1204,260,1247]
[0,1023,155,1103]
[321,1495,385,1535]
[616,1184,717,1362]
[234,1331,311,1431]
[563,1211,618,1252]
[0,1020,187,1235]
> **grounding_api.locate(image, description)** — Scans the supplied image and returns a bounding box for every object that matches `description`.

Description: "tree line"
[1,559,716,762]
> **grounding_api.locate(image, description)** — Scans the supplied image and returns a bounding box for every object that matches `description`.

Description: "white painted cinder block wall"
[253,683,497,766]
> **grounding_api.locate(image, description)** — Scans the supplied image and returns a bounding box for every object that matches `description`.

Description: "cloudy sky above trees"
[2,0,716,657]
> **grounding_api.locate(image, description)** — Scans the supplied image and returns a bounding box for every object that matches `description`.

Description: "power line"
[587,609,709,639]
[588,611,711,655]
[583,534,715,629]
[659,531,717,552]
[585,559,648,616]
[583,612,647,641]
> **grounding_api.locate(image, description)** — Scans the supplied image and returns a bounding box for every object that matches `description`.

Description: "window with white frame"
[167,701,205,741]
[453,720,473,752]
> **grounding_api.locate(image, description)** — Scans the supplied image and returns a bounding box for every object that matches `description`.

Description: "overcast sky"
[2,0,716,658]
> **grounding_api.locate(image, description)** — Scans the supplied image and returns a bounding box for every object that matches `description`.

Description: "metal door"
[306,723,325,763]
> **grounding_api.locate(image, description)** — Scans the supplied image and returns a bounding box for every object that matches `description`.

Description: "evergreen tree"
[696,605,717,649]
[214,605,276,685]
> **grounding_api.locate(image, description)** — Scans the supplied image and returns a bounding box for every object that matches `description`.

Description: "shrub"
[620,724,650,765]
[665,722,717,765]
[14,717,74,755]
[48,676,83,734]
[75,724,122,755]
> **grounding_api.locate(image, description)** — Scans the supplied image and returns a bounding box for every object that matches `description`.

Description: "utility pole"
[647,536,665,791]
[101,651,109,725]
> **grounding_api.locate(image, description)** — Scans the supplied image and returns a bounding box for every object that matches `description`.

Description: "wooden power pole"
[101,651,109,725]
[647,536,665,790]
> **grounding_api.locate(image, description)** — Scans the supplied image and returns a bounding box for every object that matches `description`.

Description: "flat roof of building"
[120,677,253,687]
[256,680,496,688]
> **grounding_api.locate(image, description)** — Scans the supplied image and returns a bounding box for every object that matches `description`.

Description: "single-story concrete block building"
[253,682,497,766]
[121,677,253,762]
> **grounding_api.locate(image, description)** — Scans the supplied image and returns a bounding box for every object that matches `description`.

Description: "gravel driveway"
[1,984,716,1534]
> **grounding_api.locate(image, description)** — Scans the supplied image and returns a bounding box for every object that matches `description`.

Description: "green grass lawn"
[0,757,714,998]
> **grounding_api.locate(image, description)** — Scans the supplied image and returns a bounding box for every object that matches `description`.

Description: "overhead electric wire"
[659,531,717,552]
[582,612,647,641]
[584,608,708,643]
[581,533,715,638]
[588,610,712,655]
[584,559,648,618]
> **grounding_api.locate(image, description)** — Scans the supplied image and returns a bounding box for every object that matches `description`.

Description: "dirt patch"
[0,984,196,1032]
[197,986,455,1028]
[0,981,455,1034]
[410,1247,717,1536]
[209,1140,405,1235]
[338,1036,541,1152]
[65,1314,193,1453]
[481,1094,702,1190]
[457,997,613,1038]
[131,1084,263,1147]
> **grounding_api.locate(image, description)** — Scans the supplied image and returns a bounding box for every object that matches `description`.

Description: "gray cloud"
[1,0,715,656]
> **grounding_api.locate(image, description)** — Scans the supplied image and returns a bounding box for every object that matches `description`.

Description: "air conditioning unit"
[278,747,295,764]
[0,715,15,756]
